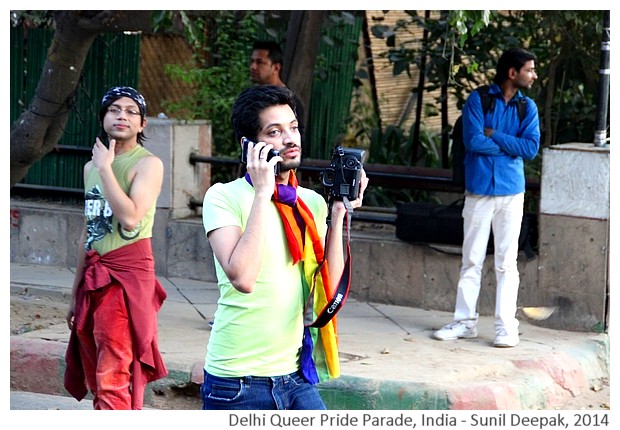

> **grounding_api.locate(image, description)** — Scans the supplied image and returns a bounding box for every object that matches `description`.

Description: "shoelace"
[447,321,471,330]
[496,328,508,337]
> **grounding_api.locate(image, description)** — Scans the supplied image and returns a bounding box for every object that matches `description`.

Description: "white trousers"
[454,193,524,335]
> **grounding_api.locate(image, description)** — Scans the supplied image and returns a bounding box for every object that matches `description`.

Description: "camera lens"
[344,156,357,168]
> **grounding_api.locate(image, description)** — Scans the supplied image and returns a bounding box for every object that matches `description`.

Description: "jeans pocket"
[204,375,243,402]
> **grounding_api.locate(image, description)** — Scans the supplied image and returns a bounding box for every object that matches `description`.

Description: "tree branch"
[10,10,152,188]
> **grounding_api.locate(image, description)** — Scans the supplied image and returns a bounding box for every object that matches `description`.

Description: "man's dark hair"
[493,48,537,85]
[231,85,297,142]
[252,40,284,66]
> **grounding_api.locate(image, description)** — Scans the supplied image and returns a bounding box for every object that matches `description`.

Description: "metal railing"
[188,153,541,225]
[12,151,540,226]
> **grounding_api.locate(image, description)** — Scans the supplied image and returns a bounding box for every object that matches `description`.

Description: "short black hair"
[231,85,297,142]
[252,40,283,66]
[493,48,537,85]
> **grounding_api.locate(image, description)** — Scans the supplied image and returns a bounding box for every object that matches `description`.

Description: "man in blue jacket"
[434,48,540,347]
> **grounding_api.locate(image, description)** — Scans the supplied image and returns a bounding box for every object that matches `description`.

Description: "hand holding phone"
[241,137,281,175]
[97,134,110,148]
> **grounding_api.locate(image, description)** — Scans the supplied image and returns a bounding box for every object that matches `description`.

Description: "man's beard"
[279,158,301,172]
[516,79,533,90]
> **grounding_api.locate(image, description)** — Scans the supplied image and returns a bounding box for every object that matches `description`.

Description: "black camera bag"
[395,200,464,246]
[395,199,537,259]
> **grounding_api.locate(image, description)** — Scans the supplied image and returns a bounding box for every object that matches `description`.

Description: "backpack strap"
[478,85,528,125]
[516,98,528,124]
[476,85,494,115]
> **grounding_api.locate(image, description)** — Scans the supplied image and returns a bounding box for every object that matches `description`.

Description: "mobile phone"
[97,134,110,148]
[241,137,281,175]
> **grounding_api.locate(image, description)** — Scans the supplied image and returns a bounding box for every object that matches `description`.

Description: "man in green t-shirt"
[201,85,368,409]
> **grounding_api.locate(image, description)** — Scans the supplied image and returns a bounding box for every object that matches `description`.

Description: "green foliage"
[365,10,606,211]
[448,10,492,48]
[10,10,55,27]
[367,122,441,168]
[153,11,269,184]
[153,11,292,184]
[371,10,605,148]
[152,10,605,209]
[365,122,443,206]
[161,12,260,155]
[344,73,379,150]
[369,125,406,164]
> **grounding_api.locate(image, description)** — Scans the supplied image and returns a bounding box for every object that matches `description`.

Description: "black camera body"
[321,146,366,200]
[241,137,280,175]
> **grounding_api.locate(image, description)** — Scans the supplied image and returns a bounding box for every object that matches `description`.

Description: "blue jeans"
[201,370,326,410]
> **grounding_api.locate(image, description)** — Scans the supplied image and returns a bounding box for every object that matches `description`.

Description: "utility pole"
[594,10,610,147]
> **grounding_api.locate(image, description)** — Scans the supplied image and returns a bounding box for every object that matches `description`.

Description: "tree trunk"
[410,10,431,165]
[281,10,326,129]
[10,10,151,188]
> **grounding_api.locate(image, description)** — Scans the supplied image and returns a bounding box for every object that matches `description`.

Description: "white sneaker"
[433,321,478,340]
[494,328,519,347]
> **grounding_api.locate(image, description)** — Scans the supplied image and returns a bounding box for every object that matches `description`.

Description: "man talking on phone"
[200,85,368,409]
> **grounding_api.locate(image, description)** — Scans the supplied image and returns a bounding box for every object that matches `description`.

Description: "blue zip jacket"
[462,83,540,196]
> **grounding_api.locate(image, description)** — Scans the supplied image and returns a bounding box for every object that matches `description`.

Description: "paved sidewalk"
[9,263,610,410]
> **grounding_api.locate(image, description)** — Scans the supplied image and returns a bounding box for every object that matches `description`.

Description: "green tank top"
[83,145,156,255]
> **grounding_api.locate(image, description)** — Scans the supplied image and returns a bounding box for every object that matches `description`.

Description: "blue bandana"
[101,86,146,117]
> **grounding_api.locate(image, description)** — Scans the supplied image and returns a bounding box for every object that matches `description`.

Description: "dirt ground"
[9,293,201,410]
[10,294,69,336]
[10,292,611,411]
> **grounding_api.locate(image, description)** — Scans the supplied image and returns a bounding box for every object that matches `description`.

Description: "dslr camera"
[321,145,366,200]
[241,137,280,175]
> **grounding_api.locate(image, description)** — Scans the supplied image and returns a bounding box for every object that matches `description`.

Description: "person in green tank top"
[64,86,167,410]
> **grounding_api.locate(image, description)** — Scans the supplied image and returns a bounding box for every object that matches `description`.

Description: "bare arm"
[207,141,280,294]
[92,138,164,231]
[207,193,272,294]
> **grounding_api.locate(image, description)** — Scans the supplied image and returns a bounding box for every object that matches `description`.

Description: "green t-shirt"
[83,145,156,254]
[202,177,327,377]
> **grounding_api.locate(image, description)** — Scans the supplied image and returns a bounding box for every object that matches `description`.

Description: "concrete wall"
[9,123,610,332]
[147,118,212,219]
[347,229,540,314]
[535,143,610,332]
[9,199,539,319]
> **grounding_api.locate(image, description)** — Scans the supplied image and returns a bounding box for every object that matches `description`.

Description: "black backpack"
[451,85,527,189]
